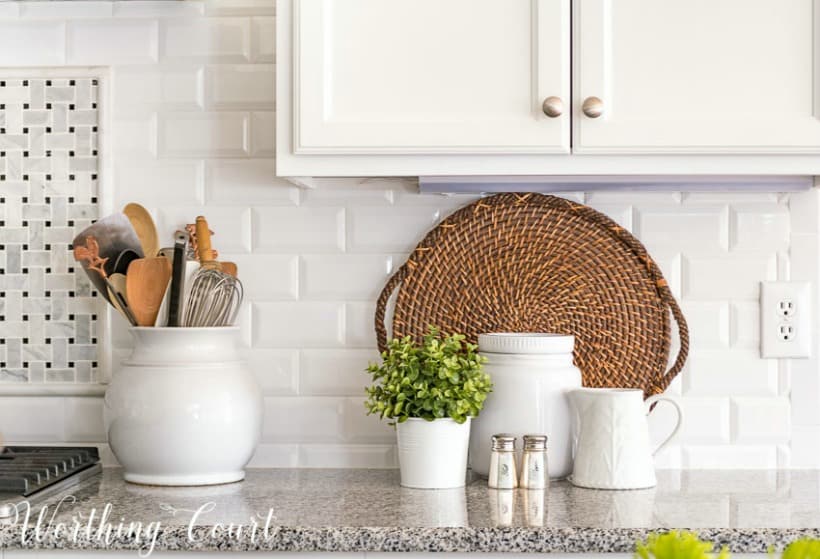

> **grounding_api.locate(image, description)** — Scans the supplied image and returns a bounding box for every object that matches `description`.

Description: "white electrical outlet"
[760,281,812,358]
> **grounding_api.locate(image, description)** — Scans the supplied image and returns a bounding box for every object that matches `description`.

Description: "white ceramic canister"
[470,333,582,479]
[105,327,263,486]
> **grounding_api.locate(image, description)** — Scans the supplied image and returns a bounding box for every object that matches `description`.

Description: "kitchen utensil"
[375,193,689,399]
[183,216,243,327]
[185,222,217,261]
[123,203,161,258]
[568,388,682,490]
[166,231,189,327]
[108,273,137,326]
[488,434,518,489]
[105,327,262,486]
[470,333,581,479]
[183,221,237,277]
[112,248,141,276]
[155,260,199,327]
[520,435,549,489]
[73,214,144,303]
[72,235,137,325]
[127,257,172,327]
[221,261,238,278]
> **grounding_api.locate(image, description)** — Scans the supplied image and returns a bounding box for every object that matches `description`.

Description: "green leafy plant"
[365,327,492,425]
[780,539,820,559]
[636,531,729,559]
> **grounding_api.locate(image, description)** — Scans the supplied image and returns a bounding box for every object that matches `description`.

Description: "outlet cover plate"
[760,281,812,358]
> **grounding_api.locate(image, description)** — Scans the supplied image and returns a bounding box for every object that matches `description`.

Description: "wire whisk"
[183,268,243,327]
[182,215,244,327]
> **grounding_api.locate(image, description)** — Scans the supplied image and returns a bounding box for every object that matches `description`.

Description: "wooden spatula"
[126,257,172,326]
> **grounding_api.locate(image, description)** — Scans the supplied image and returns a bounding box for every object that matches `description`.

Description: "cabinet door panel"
[574,0,820,153]
[294,0,569,154]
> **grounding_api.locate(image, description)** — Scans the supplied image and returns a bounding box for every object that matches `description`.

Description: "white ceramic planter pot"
[105,327,262,486]
[396,418,470,489]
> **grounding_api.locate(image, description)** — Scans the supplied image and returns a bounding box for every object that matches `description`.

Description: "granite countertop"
[1,469,819,554]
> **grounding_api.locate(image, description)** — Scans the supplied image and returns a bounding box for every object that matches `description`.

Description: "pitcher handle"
[645,395,683,456]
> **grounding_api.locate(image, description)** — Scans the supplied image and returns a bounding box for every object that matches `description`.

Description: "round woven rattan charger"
[375,193,689,398]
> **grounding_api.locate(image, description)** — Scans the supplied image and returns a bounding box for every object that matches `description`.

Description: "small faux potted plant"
[365,327,492,489]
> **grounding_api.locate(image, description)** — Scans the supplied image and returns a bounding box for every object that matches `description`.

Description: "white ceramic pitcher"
[568,388,682,490]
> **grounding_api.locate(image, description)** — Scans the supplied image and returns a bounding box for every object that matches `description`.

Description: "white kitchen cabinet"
[289,0,570,155]
[573,0,820,153]
[277,0,820,176]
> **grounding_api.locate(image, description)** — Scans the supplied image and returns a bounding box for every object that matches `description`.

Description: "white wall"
[0,0,818,469]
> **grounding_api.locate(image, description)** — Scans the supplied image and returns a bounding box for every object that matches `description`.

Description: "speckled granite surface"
[0,469,819,553]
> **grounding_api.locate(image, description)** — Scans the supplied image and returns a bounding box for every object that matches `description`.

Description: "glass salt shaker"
[520,434,549,489]
[488,434,518,489]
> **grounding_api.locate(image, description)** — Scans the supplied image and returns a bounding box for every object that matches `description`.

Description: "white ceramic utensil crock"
[568,388,682,490]
[470,333,582,479]
[105,327,262,486]
[396,418,470,489]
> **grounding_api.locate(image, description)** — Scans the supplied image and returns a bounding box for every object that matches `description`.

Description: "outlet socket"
[760,281,812,358]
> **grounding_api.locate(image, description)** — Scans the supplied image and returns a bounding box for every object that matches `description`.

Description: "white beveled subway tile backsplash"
[0,0,818,469]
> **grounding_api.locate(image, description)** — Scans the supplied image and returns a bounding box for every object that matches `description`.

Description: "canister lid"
[478,333,575,355]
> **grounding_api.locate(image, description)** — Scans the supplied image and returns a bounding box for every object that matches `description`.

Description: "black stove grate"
[0,446,100,495]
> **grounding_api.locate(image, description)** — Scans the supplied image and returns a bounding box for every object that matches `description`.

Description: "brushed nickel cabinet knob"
[542,96,564,118]
[582,96,604,118]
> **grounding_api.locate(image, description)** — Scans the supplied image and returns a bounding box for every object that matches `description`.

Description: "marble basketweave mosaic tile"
[0,78,100,384]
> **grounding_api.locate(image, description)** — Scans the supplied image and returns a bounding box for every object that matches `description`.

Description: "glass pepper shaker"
[520,434,549,489]
[488,434,518,489]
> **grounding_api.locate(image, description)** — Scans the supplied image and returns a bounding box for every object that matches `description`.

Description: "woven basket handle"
[375,264,409,352]
[652,281,689,395]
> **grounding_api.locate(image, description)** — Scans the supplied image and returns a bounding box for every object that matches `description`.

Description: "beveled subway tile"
[0,23,66,66]
[67,20,159,65]
[161,18,250,63]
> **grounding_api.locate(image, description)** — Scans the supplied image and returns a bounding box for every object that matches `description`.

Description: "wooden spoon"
[127,257,173,327]
[123,203,160,258]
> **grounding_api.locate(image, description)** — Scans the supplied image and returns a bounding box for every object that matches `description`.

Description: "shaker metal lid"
[491,433,517,451]
[478,333,575,355]
[523,434,548,450]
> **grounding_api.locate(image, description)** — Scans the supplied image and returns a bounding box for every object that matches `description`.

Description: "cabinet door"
[574,0,820,153]
[292,0,570,154]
